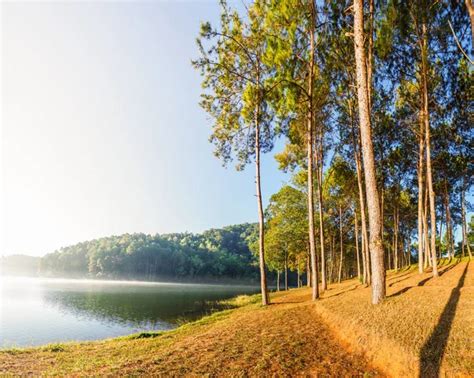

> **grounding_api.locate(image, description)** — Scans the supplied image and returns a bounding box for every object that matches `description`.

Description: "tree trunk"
[444,180,454,260]
[466,0,474,50]
[284,251,288,291]
[297,262,301,288]
[328,235,333,283]
[316,146,327,292]
[388,240,392,271]
[255,102,269,305]
[421,22,438,277]
[338,205,344,283]
[277,270,280,292]
[306,251,311,287]
[394,204,399,271]
[354,0,386,304]
[350,102,370,285]
[367,0,374,112]
[423,184,431,268]
[417,124,425,273]
[461,183,473,259]
[355,210,361,280]
[307,2,319,300]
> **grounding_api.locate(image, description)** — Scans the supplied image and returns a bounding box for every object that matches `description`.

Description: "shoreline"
[1,261,471,376]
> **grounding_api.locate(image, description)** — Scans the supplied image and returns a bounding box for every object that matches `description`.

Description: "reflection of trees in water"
[42,286,256,329]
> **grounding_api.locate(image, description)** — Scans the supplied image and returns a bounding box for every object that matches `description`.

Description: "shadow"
[389,263,460,297]
[419,263,469,377]
[323,284,362,299]
[387,270,414,282]
[389,274,416,287]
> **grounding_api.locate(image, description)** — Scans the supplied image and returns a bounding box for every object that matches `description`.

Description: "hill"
[1,259,471,376]
[0,255,40,276]
[38,223,261,282]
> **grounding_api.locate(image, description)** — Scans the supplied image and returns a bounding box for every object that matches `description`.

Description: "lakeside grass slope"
[1,260,472,376]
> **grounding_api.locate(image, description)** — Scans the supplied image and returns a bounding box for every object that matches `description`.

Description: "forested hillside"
[39,224,260,281]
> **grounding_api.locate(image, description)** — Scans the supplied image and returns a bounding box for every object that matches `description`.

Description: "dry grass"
[314,259,473,377]
[1,259,472,377]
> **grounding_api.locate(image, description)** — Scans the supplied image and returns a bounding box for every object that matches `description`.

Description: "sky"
[1,1,290,257]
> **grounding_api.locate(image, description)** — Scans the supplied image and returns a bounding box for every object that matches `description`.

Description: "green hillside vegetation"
[37,224,260,281]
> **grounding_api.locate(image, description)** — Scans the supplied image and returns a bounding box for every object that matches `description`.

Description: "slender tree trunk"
[388,240,392,271]
[440,208,444,259]
[316,146,327,291]
[297,262,301,288]
[421,22,438,277]
[338,205,344,283]
[423,184,431,268]
[367,0,374,112]
[350,102,370,285]
[284,250,288,291]
[354,0,386,303]
[444,181,454,260]
[466,0,474,50]
[255,101,269,305]
[307,3,319,300]
[461,183,473,259]
[417,128,425,273]
[380,182,385,239]
[277,270,280,292]
[306,251,312,287]
[394,204,399,271]
[355,210,361,280]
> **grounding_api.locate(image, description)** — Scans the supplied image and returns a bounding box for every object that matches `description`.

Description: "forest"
[37,224,260,281]
[193,0,473,305]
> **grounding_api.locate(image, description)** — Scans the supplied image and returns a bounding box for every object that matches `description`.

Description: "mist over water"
[0,276,258,347]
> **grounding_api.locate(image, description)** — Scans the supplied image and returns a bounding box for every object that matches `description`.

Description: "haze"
[1,1,288,257]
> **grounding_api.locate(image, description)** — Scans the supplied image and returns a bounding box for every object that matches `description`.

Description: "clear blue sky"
[1,1,289,256]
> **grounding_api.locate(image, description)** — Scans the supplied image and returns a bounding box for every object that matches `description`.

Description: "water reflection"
[1,277,258,347]
[42,283,251,326]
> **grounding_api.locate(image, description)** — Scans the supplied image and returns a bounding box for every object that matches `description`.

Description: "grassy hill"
[1,259,472,376]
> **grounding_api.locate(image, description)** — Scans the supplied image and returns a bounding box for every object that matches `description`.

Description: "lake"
[0,276,258,348]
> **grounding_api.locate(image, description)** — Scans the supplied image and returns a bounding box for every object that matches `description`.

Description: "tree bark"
[284,250,288,291]
[306,250,312,287]
[307,2,319,300]
[421,22,439,277]
[394,204,399,271]
[329,235,335,284]
[354,0,386,304]
[350,102,370,285]
[297,261,301,288]
[417,128,425,273]
[466,0,474,50]
[277,270,280,292]
[355,210,361,280]
[338,205,344,283]
[423,184,431,268]
[255,101,269,305]
[316,143,327,291]
[367,0,374,113]
[461,183,473,259]
[444,180,454,259]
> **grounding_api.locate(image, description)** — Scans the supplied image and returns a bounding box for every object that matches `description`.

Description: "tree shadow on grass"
[419,263,469,377]
[389,263,460,297]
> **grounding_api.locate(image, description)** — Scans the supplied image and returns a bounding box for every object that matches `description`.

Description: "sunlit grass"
[0,260,471,376]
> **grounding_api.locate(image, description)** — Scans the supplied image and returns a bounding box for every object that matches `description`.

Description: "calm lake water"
[0,276,258,348]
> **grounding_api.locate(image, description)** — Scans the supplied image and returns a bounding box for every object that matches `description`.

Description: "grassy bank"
[1,260,472,376]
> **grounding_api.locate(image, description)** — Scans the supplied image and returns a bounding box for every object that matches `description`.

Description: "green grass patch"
[41,343,66,352]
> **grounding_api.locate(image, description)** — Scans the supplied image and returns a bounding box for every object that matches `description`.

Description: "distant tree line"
[38,224,261,282]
